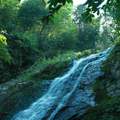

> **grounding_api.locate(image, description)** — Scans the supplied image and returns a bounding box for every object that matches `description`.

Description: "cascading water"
[11,48,112,120]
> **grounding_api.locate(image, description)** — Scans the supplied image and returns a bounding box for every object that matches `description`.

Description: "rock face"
[79,44,120,120]
[0,79,52,120]
[102,44,120,96]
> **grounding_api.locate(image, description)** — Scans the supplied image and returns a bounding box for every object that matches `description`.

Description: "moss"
[81,96,120,120]
[75,49,93,59]
[81,43,120,120]
[17,49,97,81]
[102,44,120,75]
[16,52,75,81]
[93,76,110,103]
[32,59,71,80]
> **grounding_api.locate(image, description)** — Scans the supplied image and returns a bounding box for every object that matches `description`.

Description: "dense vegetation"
[0,0,120,120]
[0,0,115,83]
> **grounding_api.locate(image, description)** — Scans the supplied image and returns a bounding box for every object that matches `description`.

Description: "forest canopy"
[0,0,118,83]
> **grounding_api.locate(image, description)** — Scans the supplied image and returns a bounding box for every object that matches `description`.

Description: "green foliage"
[82,0,120,25]
[0,2,78,83]
[18,51,76,81]
[77,24,99,50]
[0,0,116,84]
[73,7,102,50]
[81,96,120,120]
[81,44,120,120]
[0,34,12,63]
[0,0,18,32]
[106,0,120,24]
[47,0,72,14]
[1,2,120,120]
[114,37,120,46]
[17,49,96,81]
[93,76,110,103]
[0,34,7,45]
[35,3,79,57]
[21,30,39,49]
[75,49,93,58]
[102,42,120,75]
[84,0,105,15]
[18,0,49,29]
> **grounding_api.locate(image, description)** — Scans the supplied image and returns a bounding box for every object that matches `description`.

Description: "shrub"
[0,34,12,63]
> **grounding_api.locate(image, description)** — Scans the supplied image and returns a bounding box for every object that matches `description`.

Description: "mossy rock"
[32,60,71,80]
[81,96,120,120]
[93,76,110,103]
[102,44,120,77]
[81,44,120,120]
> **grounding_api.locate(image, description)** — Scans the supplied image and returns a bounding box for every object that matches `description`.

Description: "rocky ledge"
[0,78,52,120]
[80,43,120,120]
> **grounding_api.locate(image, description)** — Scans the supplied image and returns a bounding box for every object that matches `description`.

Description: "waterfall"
[11,48,112,120]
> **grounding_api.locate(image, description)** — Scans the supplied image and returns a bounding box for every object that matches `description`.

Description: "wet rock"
[0,79,52,120]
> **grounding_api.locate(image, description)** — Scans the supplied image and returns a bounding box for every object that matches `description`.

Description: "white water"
[11,48,112,120]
